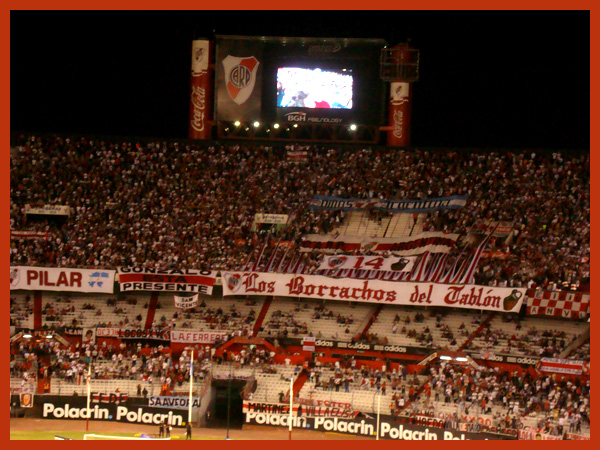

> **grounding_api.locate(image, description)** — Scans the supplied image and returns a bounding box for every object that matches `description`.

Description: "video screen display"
[276,67,353,109]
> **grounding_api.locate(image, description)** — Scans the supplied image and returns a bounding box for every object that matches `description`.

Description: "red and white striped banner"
[287,150,308,162]
[302,337,316,352]
[537,358,585,375]
[10,230,49,240]
[299,232,459,255]
[317,255,416,273]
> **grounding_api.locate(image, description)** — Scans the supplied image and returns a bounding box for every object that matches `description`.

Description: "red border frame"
[5,5,594,449]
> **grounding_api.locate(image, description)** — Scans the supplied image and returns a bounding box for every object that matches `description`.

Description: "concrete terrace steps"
[333,211,424,238]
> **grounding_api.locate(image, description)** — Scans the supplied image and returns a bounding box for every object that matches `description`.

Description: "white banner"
[174,294,199,310]
[116,268,216,294]
[222,272,526,313]
[24,204,71,216]
[254,213,289,225]
[96,328,171,340]
[390,82,410,105]
[10,266,115,293]
[518,430,563,440]
[191,40,209,76]
[243,401,298,416]
[149,396,201,409]
[170,330,228,344]
[318,255,417,272]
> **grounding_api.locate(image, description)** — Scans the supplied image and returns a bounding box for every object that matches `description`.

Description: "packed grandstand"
[10,134,590,440]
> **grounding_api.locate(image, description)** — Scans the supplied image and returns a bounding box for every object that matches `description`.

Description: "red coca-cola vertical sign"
[387,81,412,147]
[386,43,418,147]
[189,40,213,140]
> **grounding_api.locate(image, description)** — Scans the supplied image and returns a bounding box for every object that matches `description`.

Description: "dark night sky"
[10,10,590,149]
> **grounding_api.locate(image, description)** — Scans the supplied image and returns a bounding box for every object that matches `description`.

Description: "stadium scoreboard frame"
[191,35,391,143]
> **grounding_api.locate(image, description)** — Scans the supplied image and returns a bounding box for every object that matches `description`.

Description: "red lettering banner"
[222,272,526,313]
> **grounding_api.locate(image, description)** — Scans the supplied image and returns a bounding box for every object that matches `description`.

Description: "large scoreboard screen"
[276,67,354,110]
[215,36,386,126]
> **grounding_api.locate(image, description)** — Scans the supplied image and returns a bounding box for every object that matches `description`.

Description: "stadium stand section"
[10,135,589,440]
[258,297,365,342]
[10,136,590,289]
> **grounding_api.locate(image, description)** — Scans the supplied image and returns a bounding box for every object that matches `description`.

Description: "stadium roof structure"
[215,35,387,46]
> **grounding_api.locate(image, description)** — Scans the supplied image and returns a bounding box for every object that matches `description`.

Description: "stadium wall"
[243,412,517,440]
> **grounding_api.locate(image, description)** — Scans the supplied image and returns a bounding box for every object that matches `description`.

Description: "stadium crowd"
[297,356,591,437]
[10,321,590,438]
[464,315,573,358]
[11,337,214,392]
[10,135,589,289]
[417,361,591,437]
[9,134,590,441]
[263,301,355,340]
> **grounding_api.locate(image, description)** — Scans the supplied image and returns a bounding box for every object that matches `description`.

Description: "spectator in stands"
[9,136,589,289]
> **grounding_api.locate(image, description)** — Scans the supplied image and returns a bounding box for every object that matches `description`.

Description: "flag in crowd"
[241,223,499,285]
